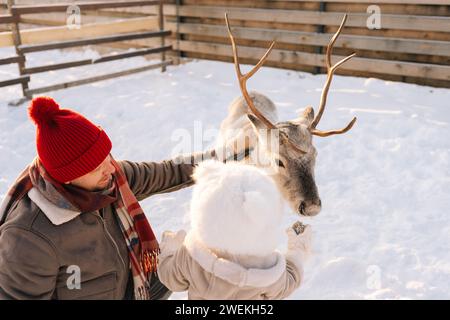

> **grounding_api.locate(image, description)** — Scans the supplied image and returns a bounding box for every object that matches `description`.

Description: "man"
[0,96,212,299]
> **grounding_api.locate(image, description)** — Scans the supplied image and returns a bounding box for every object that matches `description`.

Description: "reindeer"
[216,13,357,217]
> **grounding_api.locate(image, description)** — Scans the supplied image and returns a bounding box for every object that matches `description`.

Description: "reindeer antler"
[225,13,276,129]
[309,14,357,137]
[225,13,306,154]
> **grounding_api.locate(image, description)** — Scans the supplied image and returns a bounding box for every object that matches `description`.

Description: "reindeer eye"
[276,159,285,168]
[280,132,289,140]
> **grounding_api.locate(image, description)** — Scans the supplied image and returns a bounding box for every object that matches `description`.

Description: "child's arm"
[157,230,190,292]
[265,224,312,299]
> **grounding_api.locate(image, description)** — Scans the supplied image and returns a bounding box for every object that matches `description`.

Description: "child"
[157,160,312,300]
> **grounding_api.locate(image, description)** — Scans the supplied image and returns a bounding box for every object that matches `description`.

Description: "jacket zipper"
[94,211,127,270]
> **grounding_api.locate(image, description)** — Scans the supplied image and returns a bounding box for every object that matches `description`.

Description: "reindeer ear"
[247,114,266,132]
[248,113,274,144]
[248,113,283,154]
[301,106,315,124]
[247,113,272,134]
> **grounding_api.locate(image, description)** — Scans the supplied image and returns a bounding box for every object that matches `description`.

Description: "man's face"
[67,155,115,191]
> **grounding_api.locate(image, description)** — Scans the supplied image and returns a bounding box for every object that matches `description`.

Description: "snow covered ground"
[1,47,449,299]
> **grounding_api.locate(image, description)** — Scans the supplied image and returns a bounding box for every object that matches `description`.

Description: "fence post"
[158,0,166,72]
[7,0,31,100]
[314,1,326,75]
[174,0,182,65]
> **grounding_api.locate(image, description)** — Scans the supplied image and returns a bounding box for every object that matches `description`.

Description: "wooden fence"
[160,0,449,88]
[0,0,172,104]
[83,0,450,87]
[0,4,29,96]
[1,0,449,101]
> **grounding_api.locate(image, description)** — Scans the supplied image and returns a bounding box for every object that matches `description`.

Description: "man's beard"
[94,175,114,192]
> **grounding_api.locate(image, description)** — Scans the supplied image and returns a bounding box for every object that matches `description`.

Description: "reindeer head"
[225,13,357,216]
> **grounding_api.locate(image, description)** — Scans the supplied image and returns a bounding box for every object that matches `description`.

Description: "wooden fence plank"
[0,75,30,88]
[173,5,450,32]
[23,59,93,74]
[18,30,171,53]
[173,23,450,57]
[177,40,450,81]
[26,60,173,96]
[0,17,159,47]
[275,0,449,4]
[18,11,134,27]
[0,14,14,24]
[93,45,172,63]
[11,1,161,15]
[23,45,172,74]
[0,55,22,65]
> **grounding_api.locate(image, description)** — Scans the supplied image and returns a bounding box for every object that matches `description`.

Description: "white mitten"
[160,229,187,256]
[286,224,313,268]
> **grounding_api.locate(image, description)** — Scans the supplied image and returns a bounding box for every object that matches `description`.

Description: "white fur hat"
[189,160,284,256]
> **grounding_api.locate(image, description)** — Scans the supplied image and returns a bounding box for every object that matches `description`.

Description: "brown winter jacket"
[0,157,197,300]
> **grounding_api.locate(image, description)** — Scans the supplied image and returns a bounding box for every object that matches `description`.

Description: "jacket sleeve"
[118,151,216,201]
[157,245,190,292]
[0,227,59,300]
[264,259,304,300]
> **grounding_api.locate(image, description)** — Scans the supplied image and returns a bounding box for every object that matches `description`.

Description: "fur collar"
[184,232,286,288]
[28,187,80,225]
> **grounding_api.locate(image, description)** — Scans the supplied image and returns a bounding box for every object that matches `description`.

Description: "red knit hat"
[28,96,112,183]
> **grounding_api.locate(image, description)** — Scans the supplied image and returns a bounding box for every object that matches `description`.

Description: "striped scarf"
[0,155,159,300]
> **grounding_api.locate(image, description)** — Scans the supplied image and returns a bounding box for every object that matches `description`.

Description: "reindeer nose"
[298,199,322,216]
[299,202,306,215]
